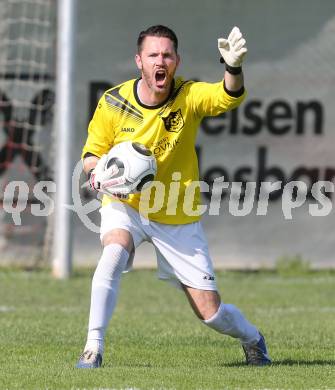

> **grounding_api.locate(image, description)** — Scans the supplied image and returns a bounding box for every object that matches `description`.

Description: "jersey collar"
[133,78,175,110]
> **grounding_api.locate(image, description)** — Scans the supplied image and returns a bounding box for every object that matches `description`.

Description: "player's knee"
[198,310,216,321]
[196,301,220,320]
[102,228,134,254]
[185,288,221,320]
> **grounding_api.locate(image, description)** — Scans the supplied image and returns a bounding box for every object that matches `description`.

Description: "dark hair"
[137,25,178,53]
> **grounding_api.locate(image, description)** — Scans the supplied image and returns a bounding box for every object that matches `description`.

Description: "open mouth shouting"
[154,69,167,89]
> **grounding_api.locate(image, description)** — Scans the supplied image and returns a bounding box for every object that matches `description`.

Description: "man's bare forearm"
[83,156,99,175]
[224,71,244,92]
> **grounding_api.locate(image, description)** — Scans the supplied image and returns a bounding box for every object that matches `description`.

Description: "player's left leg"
[149,220,271,366]
[182,285,271,365]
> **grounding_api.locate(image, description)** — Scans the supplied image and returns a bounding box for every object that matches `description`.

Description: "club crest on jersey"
[162,109,184,133]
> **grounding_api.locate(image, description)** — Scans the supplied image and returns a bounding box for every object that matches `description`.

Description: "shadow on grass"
[273,359,335,366]
[222,359,335,367]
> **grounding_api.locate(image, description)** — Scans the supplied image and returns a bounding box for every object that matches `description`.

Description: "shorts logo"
[162,109,184,133]
[203,275,215,281]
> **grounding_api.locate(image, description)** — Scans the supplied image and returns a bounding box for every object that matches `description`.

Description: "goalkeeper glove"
[88,155,129,199]
[88,154,107,191]
[218,26,247,68]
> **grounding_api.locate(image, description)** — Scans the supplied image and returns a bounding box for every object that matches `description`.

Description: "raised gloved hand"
[218,26,247,68]
[88,155,128,199]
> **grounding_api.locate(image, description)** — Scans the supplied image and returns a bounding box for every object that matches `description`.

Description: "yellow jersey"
[82,77,246,224]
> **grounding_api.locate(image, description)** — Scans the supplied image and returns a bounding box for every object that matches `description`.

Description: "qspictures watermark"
[1,161,334,232]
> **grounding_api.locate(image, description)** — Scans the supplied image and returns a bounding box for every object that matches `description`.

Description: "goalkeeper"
[77,25,271,368]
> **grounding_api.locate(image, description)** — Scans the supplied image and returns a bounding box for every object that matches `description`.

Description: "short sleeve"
[81,94,115,159]
[187,80,247,119]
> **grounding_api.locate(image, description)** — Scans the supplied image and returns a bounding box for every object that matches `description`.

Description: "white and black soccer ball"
[103,141,157,195]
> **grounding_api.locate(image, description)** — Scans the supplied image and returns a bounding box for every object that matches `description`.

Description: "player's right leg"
[76,228,133,369]
[76,202,146,369]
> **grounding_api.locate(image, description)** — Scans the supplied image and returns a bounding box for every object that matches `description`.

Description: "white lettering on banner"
[309,181,334,217]
[1,165,334,230]
[65,160,101,233]
[208,177,229,215]
[182,181,208,217]
[229,182,257,217]
[281,181,308,220]
[31,181,56,217]
[256,182,282,216]
[166,171,181,216]
[3,181,29,225]
[138,181,165,225]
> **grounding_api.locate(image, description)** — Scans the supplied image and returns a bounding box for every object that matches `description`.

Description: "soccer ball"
[103,141,157,195]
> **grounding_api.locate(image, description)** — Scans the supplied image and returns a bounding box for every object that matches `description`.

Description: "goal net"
[0,0,56,267]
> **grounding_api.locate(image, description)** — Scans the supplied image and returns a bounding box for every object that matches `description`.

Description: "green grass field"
[0,269,334,390]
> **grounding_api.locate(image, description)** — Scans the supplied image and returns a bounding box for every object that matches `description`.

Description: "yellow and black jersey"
[82,77,246,224]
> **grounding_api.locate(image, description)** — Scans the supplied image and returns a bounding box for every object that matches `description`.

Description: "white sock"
[203,303,260,345]
[85,243,129,355]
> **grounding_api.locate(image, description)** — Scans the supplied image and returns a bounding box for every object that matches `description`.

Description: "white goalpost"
[52,0,77,279]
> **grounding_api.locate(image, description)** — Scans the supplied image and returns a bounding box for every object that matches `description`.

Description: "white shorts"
[100,202,217,291]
